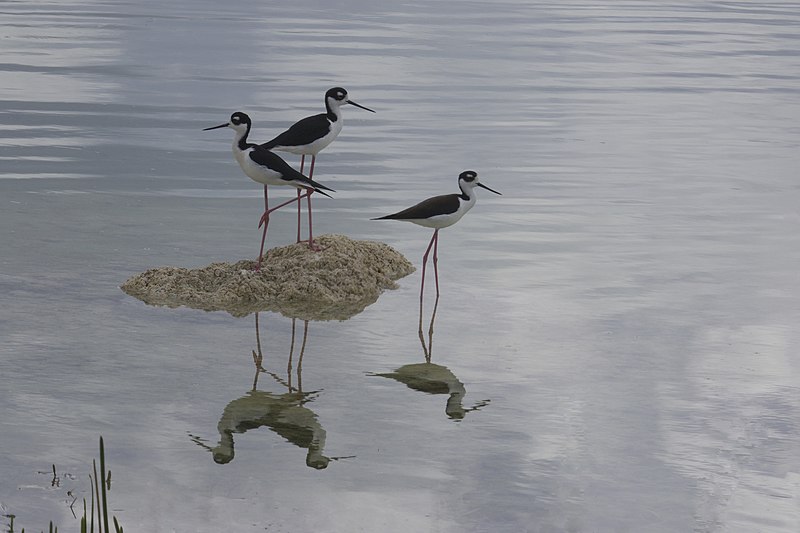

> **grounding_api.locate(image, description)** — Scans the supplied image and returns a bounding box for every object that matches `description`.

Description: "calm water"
[2,1,800,531]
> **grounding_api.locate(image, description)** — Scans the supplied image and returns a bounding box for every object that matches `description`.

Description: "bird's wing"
[376,194,460,220]
[248,148,335,196]
[260,113,331,149]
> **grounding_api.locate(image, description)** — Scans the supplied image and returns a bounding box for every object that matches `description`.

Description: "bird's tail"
[305,177,335,198]
[312,187,334,199]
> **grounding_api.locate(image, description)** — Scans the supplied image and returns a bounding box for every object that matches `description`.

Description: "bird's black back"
[261,113,332,149]
[375,194,461,220]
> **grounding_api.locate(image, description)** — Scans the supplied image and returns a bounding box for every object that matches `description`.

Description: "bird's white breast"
[233,145,283,186]
[409,196,476,229]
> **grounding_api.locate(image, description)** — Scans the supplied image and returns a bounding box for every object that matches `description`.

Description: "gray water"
[2,1,800,531]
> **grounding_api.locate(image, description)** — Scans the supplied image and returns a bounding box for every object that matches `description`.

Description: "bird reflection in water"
[373,296,490,420]
[190,313,351,469]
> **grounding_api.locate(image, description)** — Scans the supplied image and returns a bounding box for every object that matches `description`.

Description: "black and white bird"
[372,170,501,301]
[204,111,335,269]
[261,87,375,245]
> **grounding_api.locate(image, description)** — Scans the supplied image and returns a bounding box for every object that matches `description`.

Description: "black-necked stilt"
[261,87,375,244]
[372,170,501,303]
[204,111,335,269]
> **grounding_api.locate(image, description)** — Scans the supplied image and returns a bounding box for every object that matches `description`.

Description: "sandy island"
[120,234,415,321]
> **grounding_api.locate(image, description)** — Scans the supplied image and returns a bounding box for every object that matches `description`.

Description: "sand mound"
[121,234,415,321]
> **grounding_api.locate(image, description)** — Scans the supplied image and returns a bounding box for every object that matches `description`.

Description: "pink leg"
[255,185,270,271]
[305,155,321,250]
[306,189,318,250]
[258,190,310,226]
[308,155,316,179]
[295,189,302,243]
[432,230,440,297]
[256,188,313,270]
[419,229,439,308]
[297,155,305,243]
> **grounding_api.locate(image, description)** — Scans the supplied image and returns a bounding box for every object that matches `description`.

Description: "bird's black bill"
[203,123,229,131]
[346,100,376,113]
[478,182,502,195]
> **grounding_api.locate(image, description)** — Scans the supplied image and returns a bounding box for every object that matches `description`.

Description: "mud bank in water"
[121,234,415,321]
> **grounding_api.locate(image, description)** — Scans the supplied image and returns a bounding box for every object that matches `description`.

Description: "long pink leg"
[306,155,318,249]
[432,230,440,297]
[259,190,311,224]
[255,185,270,270]
[306,189,319,250]
[419,229,439,308]
[256,188,312,270]
[296,155,305,243]
[433,230,439,300]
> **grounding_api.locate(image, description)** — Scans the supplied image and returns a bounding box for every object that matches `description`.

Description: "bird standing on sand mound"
[204,111,335,269]
[261,87,375,246]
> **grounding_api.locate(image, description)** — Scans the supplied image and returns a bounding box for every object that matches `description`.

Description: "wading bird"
[204,112,334,269]
[372,170,500,303]
[261,87,374,247]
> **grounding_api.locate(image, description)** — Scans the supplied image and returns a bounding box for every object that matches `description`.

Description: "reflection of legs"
[252,312,265,389]
[288,318,297,392]
[297,320,309,393]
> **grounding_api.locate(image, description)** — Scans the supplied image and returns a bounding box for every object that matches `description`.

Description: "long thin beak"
[346,99,375,113]
[203,123,229,131]
[478,182,502,195]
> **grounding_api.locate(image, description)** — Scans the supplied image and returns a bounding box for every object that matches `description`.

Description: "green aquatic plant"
[6,516,57,533]
[81,437,122,533]
[5,437,123,533]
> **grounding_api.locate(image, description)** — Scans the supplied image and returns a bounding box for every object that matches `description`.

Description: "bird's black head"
[326,87,348,102]
[459,170,478,183]
[459,170,501,195]
[203,111,252,132]
[230,111,251,126]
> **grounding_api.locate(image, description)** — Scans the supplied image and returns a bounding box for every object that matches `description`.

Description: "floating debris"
[121,234,415,321]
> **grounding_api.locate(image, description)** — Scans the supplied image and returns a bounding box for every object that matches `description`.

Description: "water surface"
[1,1,799,531]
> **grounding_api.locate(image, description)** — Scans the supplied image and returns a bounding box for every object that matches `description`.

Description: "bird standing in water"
[373,170,501,303]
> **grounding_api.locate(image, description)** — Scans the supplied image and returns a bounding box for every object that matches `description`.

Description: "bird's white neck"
[459,182,478,201]
[230,125,252,158]
[325,98,343,122]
